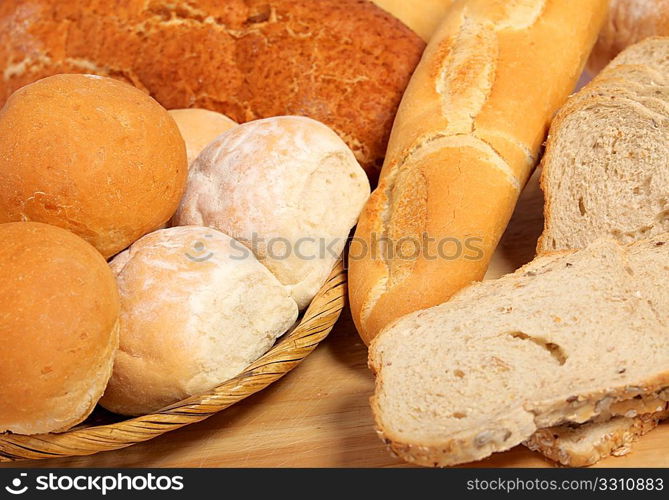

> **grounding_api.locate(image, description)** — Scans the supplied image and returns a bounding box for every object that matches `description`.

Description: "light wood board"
[2,170,668,468]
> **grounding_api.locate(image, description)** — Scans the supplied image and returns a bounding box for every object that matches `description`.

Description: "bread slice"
[540,37,669,253]
[370,236,669,467]
[535,37,669,464]
[526,408,669,467]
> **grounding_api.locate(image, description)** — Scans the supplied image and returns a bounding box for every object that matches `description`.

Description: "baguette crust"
[350,0,609,344]
[0,0,424,179]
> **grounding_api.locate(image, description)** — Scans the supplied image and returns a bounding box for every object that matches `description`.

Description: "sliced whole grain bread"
[539,37,669,252]
[370,236,669,467]
[526,407,669,467]
[534,37,669,465]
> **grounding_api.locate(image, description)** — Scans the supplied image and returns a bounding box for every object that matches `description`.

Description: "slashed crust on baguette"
[349,0,609,344]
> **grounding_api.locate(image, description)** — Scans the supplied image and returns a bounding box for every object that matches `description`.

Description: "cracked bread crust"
[349,0,609,344]
[0,0,424,180]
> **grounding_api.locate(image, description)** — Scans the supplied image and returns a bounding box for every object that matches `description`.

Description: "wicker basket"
[0,263,346,462]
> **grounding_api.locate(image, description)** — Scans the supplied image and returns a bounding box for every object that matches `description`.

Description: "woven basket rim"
[0,262,347,462]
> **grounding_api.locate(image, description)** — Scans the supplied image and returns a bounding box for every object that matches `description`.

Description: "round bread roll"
[0,74,187,258]
[168,109,238,166]
[101,226,298,416]
[174,116,371,310]
[0,222,120,435]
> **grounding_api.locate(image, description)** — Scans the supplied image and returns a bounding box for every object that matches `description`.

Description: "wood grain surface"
[2,170,667,468]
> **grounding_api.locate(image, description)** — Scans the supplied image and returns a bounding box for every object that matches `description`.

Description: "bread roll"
[168,109,237,166]
[349,0,609,344]
[372,0,454,41]
[0,222,120,435]
[0,74,187,258]
[588,0,669,74]
[101,226,298,416]
[174,116,371,310]
[0,0,425,180]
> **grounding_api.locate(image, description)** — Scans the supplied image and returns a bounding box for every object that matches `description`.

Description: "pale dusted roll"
[101,226,298,416]
[174,116,371,310]
[0,222,120,435]
[168,108,237,166]
[0,74,187,258]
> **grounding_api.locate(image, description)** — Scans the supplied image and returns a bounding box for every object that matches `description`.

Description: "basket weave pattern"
[0,263,346,462]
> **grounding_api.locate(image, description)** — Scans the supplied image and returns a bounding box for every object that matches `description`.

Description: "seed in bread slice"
[370,236,669,467]
[526,406,669,467]
[539,37,669,253]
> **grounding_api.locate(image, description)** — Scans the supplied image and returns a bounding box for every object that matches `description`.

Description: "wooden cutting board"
[2,170,667,468]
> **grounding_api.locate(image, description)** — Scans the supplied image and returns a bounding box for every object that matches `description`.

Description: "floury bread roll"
[0,222,120,435]
[0,74,187,258]
[372,0,454,41]
[175,116,371,310]
[168,109,238,166]
[349,0,609,344]
[101,226,298,416]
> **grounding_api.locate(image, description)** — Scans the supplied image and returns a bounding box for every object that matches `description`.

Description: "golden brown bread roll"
[0,222,120,435]
[0,74,187,258]
[0,0,425,180]
[168,109,238,166]
[349,0,609,344]
[588,0,669,74]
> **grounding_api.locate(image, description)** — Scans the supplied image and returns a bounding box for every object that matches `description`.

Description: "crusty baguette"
[370,235,669,467]
[526,408,669,467]
[0,0,425,180]
[349,0,609,344]
[588,0,669,74]
[371,0,454,41]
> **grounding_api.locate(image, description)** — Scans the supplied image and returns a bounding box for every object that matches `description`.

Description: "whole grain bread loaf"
[370,235,669,467]
[0,0,424,180]
[540,37,669,253]
[588,0,669,74]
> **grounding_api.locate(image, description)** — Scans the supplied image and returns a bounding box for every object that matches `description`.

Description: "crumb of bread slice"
[370,236,669,467]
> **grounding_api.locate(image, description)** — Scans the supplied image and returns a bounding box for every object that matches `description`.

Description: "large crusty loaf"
[0,0,424,180]
[0,222,120,435]
[526,404,669,467]
[540,37,669,254]
[174,116,370,310]
[101,226,298,416]
[588,0,669,74]
[372,0,454,41]
[0,74,187,259]
[348,0,609,344]
[370,235,669,467]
